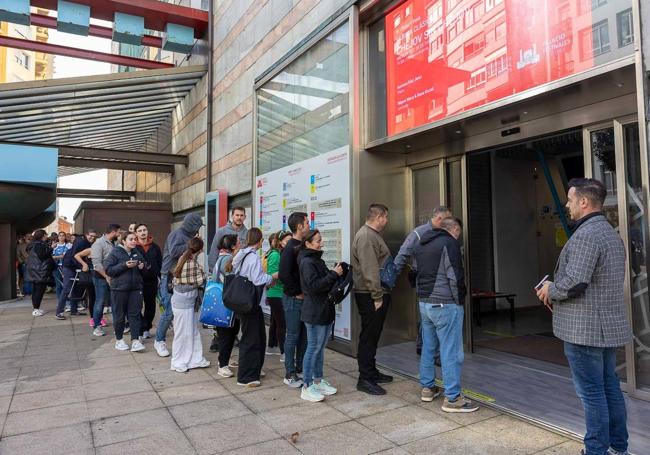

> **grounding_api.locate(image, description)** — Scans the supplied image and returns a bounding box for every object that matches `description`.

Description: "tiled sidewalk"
[0,296,583,455]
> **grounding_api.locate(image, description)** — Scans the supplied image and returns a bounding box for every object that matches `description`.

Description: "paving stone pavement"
[0,296,583,454]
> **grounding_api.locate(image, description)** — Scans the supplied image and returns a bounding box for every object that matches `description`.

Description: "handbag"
[222,251,260,315]
[380,255,398,289]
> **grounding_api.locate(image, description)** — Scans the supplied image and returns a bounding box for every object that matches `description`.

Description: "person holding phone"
[104,232,146,352]
[297,229,343,402]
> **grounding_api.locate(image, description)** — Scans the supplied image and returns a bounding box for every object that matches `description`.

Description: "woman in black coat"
[298,229,343,402]
[104,232,146,353]
[25,229,54,317]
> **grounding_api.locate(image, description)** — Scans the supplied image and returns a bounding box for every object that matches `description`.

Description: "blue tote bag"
[199,255,235,328]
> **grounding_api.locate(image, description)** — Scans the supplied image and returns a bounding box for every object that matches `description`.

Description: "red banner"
[386,0,595,136]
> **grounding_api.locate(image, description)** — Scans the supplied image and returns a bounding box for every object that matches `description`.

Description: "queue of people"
[17,177,631,455]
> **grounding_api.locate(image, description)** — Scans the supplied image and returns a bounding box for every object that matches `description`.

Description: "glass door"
[585,117,650,399]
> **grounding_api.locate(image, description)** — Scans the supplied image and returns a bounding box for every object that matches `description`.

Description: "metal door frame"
[583,115,649,399]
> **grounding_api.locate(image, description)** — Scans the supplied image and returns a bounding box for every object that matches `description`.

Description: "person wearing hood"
[104,232,147,353]
[25,229,54,317]
[207,206,248,272]
[231,227,272,387]
[413,217,478,413]
[155,213,203,357]
[135,223,163,339]
[297,229,343,402]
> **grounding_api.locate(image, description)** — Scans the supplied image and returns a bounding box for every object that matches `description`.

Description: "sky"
[48,20,113,221]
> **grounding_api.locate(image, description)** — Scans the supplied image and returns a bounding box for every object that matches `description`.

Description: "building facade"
[107,0,650,420]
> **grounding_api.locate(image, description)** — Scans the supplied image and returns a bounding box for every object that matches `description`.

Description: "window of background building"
[617,8,634,47]
[256,23,349,175]
[592,20,611,56]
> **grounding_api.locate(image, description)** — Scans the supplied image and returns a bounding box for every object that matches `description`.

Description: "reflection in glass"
[256,23,349,175]
[413,165,440,226]
[590,126,626,380]
[374,0,635,138]
[623,124,650,390]
[446,160,463,225]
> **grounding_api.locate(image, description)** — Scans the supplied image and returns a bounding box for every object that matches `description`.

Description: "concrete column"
[0,223,16,301]
[636,0,650,164]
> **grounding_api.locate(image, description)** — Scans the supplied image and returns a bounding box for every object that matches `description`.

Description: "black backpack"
[327,262,353,305]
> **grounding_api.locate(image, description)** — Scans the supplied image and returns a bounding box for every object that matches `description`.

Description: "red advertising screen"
[385,0,600,136]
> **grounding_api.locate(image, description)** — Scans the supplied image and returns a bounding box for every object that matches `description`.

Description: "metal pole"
[205,0,214,195]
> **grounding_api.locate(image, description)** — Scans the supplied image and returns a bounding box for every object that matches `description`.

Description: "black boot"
[372,372,393,384]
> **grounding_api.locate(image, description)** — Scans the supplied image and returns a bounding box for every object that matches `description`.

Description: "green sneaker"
[315,379,337,396]
[301,384,325,402]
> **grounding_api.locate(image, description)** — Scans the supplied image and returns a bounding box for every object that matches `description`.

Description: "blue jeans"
[21,264,32,295]
[419,302,464,400]
[283,295,307,377]
[56,267,79,315]
[92,276,110,328]
[155,275,172,342]
[564,342,628,455]
[303,322,332,387]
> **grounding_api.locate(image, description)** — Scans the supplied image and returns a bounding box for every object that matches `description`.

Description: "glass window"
[446,160,463,225]
[413,166,440,226]
[256,23,349,175]
[623,123,650,390]
[592,20,611,56]
[369,0,635,142]
[617,9,634,47]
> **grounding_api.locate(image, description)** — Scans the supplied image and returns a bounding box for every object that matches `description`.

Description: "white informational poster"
[254,146,352,340]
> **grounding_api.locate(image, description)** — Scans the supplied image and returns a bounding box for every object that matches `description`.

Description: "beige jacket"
[351,224,390,300]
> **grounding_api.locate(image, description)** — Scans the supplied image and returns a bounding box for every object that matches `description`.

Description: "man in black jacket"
[135,223,163,339]
[413,217,478,413]
[279,211,310,388]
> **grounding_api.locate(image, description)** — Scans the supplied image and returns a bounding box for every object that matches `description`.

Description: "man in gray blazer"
[537,178,632,455]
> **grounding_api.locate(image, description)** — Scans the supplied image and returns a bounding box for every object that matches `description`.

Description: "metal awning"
[0,65,206,175]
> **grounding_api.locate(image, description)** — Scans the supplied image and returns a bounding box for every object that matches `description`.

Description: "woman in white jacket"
[231,227,272,387]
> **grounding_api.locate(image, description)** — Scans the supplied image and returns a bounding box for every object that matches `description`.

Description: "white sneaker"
[260,370,266,378]
[154,341,170,357]
[124,326,130,334]
[131,339,145,352]
[103,306,110,314]
[171,365,188,373]
[265,346,281,355]
[301,384,325,402]
[93,327,105,337]
[115,339,129,351]
[142,330,151,339]
[190,359,210,369]
[228,358,238,368]
[315,379,337,396]
[217,366,234,378]
[32,309,45,317]
[279,354,285,363]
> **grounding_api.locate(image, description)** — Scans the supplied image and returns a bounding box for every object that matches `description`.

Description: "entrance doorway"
[467,129,584,367]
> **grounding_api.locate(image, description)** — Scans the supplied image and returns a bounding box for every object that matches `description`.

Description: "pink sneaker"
[100,318,107,327]
[89,318,94,327]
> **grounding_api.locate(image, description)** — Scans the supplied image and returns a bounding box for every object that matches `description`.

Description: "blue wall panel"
[0,144,58,186]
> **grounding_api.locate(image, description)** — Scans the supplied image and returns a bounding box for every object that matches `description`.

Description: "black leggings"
[267,297,285,352]
[31,283,47,309]
[217,318,241,368]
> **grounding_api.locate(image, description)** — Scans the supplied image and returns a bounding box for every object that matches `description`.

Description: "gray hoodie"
[207,221,248,271]
[160,213,203,275]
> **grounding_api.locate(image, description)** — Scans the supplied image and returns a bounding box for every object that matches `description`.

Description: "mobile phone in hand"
[534,275,550,291]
